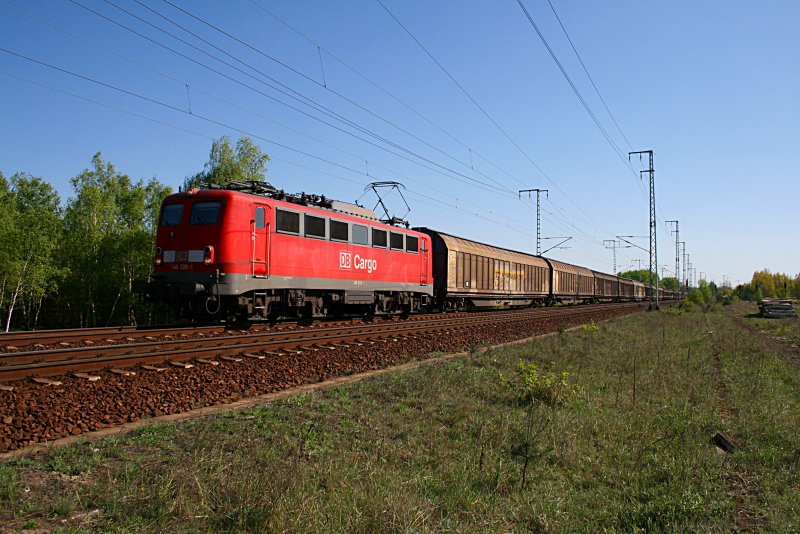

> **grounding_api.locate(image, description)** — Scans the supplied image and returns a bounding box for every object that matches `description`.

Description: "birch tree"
[3,173,61,331]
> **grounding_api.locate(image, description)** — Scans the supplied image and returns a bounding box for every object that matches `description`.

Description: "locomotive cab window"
[406,236,418,253]
[276,209,300,234]
[390,232,404,250]
[160,204,183,227]
[352,224,368,245]
[372,229,387,248]
[254,207,266,229]
[330,219,348,242]
[190,202,222,225]
[304,214,326,238]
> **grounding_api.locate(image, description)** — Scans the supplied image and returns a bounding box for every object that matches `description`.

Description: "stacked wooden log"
[758,299,797,318]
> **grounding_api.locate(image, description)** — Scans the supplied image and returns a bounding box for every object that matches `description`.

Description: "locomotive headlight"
[203,245,214,265]
[154,247,163,265]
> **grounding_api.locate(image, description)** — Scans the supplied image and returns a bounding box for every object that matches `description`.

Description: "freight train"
[135,181,678,319]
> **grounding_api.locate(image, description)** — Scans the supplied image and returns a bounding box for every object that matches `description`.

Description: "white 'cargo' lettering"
[353,254,378,274]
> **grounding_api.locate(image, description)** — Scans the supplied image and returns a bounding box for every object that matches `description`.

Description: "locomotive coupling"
[179,282,207,296]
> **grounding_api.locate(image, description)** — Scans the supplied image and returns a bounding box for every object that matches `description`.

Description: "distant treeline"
[0,136,790,330]
[735,270,800,301]
[619,268,800,303]
[0,136,269,331]
[616,269,680,290]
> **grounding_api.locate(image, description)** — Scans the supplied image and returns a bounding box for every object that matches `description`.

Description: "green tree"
[183,136,270,189]
[751,269,776,298]
[3,173,62,331]
[753,287,764,302]
[617,269,658,285]
[688,279,714,307]
[660,277,679,291]
[0,172,18,327]
[63,153,171,326]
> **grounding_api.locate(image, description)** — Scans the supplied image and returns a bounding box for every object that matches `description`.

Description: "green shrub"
[510,360,580,406]
[581,320,599,332]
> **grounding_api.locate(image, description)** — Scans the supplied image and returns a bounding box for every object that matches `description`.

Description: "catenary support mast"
[519,188,548,255]
[629,150,658,309]
[667,220,679,288]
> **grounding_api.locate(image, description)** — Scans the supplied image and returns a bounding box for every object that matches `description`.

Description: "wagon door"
[420,238,429,285]
[251,203,271,278]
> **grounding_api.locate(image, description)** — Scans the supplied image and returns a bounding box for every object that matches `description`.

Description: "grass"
[1,304,798,531]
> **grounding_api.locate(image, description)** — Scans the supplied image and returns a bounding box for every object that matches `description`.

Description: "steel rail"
[0,303,646,382]
[0,307,527,347]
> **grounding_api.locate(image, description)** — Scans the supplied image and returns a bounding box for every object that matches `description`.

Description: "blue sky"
[2,0,798,286]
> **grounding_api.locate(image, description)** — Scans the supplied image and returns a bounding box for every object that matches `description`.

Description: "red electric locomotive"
[139,181,433,319]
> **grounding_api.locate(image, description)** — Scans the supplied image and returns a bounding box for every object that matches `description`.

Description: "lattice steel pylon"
[519,188,548,255]
[604,239,631,275]
[680,241,686,290]
[667,220,679,290]
[630,150,658,309]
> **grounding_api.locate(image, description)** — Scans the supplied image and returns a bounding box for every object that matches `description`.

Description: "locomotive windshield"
[190,202,222,225]
[160,204,183,226]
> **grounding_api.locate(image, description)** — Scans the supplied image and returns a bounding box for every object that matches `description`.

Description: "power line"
[0,0,375,168]
[0,46,391,181]
[376,0,535,186]
[0,70,212,141]
[144,0,627,262]
[515,0,658,225]
[514,0,637,177]
[69,0,515,197]
[151,0,517,195]
[0,0,556,236]
[84,0,636,257]
[376,0,621,251]
[544,0,634,151]
[0,47,542,238]
[2,60,536,241]
[246,0,530,199]
[5,4,641,270]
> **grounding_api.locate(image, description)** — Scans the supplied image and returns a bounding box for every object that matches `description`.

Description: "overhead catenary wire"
[3,3,650,270]
[0,1,557,238]
[1,52,614,267]
[106,0,632,262]
[64,0,632,260]
[148,0,518,196]
[0,46,399,185]
[516,1,677,262]
[245,0,615,242]
[514,0,641,185]
[544,0,633,152]
[0,1,391,173]
[0,69,213,141]
[70,0,514,197]
[0,48,544,240]
[246,0,533,196]
[515,0,669,254]
[375,0,622,244]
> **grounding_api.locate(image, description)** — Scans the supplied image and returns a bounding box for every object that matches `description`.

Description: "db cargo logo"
[339,251,352,269]
[339,251,378,273]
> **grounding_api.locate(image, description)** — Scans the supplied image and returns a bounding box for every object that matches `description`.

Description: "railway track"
[0,308,505,348]
[0,303,644,383]
[1,301,651,452]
